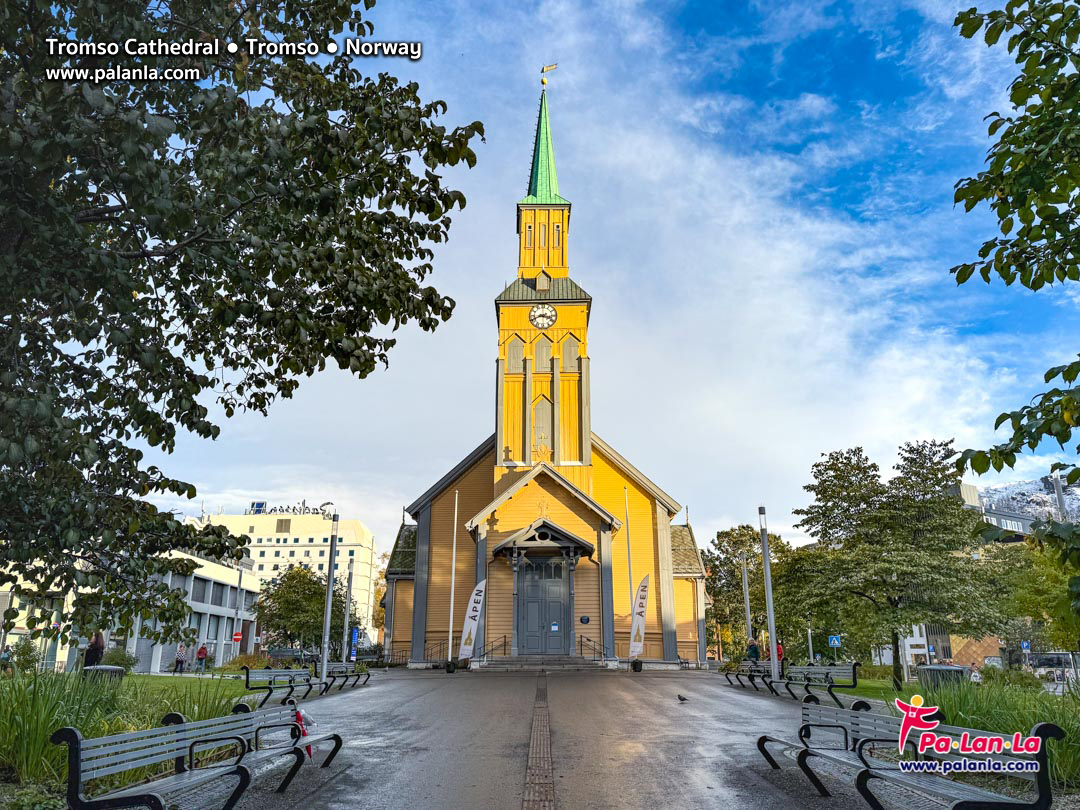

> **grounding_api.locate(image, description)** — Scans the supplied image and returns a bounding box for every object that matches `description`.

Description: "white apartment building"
[193,501,378,642]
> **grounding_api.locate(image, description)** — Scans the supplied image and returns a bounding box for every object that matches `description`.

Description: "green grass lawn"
[123,673,250,702]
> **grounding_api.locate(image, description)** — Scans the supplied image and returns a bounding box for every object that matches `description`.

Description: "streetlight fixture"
[758,506,780,681]
[319,508,340,684]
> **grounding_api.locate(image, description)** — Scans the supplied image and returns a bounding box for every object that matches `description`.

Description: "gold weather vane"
[541,63,557,86]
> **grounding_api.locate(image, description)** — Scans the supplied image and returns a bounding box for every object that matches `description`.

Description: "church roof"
[520,90,570,206]
[495,276,591,303]
[386,522,417,577]
[670,524,706,577]
[465,462,622,532]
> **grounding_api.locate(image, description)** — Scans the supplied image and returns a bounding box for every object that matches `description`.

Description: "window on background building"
[191,577,208,602]
[245,592,256,609]
[211,582,226,607]
[293,538,299,543]
[319,550,325,556]
[229,588,237,609]
[259,550,265,557]
[274,550,280,557]
[258,564,264,571]
[276,518,291,533]
[349,550,355,557]
[309,537,314,542]
[289,550,295,557]
[304,550,310,557]
[248,525,254,533]
[318,564,324,570]
[272,564,280,571]
[323,537,329,542]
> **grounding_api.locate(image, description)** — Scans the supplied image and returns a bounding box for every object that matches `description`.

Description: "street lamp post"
[319,510,340,684]
[740,553,752,644]
[758,506,780,681]
[341,558,354,664]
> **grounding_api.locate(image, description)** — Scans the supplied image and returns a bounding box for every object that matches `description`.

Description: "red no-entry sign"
[232,631,242,642]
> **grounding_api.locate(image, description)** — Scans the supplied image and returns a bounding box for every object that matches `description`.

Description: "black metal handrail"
[389,648,409,665]
[578,635,605,660]
[423,639,448,662]
[477,635,507,659]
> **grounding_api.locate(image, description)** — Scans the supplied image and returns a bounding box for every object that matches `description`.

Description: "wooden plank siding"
[392,580,414,643]
[482,472,606,645]
[674,577,698,660]
[559,374,581,462]
[423,450,496,650]
[592,447,664,644]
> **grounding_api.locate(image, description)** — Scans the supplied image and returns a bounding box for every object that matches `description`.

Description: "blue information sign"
[828,635,842,648]
[350,626,360,662]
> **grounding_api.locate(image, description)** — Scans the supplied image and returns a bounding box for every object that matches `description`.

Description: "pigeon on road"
[677,694,689,702]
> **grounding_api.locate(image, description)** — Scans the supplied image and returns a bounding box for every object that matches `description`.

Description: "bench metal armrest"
[255,721,302,749]
[854,736,918,770]
[799,722,849,750]
[188,735,248,770]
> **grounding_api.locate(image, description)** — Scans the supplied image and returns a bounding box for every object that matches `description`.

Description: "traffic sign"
[232,631,242,643]
[1021,640,1031,652]
[929,645,935,654]
[828,635,841,648]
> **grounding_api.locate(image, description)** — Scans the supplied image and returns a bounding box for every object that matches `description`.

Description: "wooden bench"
[723,659,781,694]
[242,665,318,708]
[50,701,342,810]
[314,662,370,693]
[770,662,860,707]
[757,696,1065,809]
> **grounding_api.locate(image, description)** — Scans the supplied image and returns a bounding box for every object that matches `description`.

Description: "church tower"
[495,88,592,495]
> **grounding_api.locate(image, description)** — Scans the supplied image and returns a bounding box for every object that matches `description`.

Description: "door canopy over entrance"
[491,518,595,561]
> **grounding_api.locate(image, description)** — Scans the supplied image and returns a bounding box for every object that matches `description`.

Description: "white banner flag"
[628,574,650,659]
[458,579,487,660]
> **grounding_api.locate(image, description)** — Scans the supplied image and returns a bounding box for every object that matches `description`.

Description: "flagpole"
[448,490,459,666]
[624,487,633,671]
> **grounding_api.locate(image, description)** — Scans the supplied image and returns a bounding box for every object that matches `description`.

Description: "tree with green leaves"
[795,440,1007,682]
[0,0,482,644]
[254,565,359,657]
[950,1,1080,615]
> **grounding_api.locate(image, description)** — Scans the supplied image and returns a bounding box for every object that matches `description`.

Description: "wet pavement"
[226,667,873,810]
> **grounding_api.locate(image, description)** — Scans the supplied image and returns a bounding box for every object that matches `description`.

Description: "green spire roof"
[520,90,570,206]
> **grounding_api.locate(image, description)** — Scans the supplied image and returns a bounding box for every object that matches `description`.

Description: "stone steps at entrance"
[476,655,607,672]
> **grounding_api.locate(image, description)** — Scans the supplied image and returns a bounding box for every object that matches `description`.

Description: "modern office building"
[0,548,259,673]
[192,503,378,641]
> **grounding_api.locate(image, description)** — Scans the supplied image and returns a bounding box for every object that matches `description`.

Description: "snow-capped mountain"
[978,476,1080,521]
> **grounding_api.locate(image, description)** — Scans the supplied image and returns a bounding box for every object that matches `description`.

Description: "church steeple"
[517,89,571,280]
[521,90,569,206]
[497,80,591,486]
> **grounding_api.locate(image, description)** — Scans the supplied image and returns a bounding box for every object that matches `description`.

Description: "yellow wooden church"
[383,88,707,666]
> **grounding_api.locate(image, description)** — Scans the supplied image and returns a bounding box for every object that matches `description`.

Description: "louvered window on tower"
[540,224,547,247]
[526,224,533,247]
[554,223,561,248]
[507,336,524,373]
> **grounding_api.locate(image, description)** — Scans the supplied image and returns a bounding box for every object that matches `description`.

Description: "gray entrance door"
[519,558,566,655]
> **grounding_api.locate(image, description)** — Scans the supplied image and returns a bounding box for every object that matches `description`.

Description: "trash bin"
[631,659,643,673]
[82,665,125,681]
[916,665,969,689]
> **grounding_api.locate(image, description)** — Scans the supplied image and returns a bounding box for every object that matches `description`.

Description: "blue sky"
[150,0,1080,555]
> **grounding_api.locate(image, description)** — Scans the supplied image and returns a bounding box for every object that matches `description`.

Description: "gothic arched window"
[561,335,580,372]
[533,397,552,452]
[534,336,552,371]
[507,336,524,373]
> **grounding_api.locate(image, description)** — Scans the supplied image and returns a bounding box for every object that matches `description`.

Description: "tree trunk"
[891,629,903,685]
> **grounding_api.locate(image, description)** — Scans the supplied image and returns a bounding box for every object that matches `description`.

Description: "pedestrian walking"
[776,641,784,662]
[0,644,12,673]
[173,643,187,674]
[84,632,105,668]
[746,638,760,661]
[195,644,208,673]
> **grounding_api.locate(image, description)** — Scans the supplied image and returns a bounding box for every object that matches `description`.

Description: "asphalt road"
[227,668,873,810]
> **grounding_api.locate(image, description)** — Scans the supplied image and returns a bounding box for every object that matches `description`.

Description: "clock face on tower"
[529,304,557,329]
